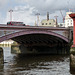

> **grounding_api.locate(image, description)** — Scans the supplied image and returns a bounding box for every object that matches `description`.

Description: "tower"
[47,12,49,21]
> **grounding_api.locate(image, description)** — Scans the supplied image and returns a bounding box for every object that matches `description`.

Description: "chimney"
[47,12,49,21]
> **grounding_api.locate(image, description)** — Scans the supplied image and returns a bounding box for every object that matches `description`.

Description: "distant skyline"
[0,0,74,25]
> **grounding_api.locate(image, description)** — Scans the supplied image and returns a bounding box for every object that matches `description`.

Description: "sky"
[0,0,75,25]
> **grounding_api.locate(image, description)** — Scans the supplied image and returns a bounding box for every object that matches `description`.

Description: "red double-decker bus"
[7,21,25,26]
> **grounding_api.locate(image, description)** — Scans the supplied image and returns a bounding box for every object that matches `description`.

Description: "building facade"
[40,12,57,27]
[65,12,73,27]
[40,19,56,27]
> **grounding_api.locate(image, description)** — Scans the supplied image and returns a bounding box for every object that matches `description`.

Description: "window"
[67,23,69,25]
[49,23,51,25]
[67,20,69,22]
[60,24,63,26]
[71,23,72,25]
[71,20,72,22]
[7,21,25,26]
[46,23,47,25]
[42,23,44,25]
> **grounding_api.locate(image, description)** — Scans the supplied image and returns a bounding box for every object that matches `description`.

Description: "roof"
[41,19,55,23]
[7,21,23,23]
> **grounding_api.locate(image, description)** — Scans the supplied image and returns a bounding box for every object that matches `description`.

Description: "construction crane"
[60,10,65,23]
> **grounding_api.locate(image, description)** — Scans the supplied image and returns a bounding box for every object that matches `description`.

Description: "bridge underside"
[11,34,68,47]
[11,34,70,54]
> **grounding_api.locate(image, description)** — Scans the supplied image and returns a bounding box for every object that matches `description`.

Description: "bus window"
[7,21,25,26]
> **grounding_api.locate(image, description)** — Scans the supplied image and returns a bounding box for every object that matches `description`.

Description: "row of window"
[67,20,73,22]
[42,23,52,25]
[65,19,73,26]
[67,23,73,25]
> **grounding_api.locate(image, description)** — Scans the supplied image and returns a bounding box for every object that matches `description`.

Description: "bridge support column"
[11,43,37,54]
[0,47,4,64]
[69,14,75,47]
[69,14,75,73]
[11,44,21,54]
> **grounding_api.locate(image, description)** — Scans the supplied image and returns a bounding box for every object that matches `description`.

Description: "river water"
[0,47,74,75]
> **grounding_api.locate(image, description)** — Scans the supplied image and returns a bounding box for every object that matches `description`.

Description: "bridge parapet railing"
[0,26,71,41]
[0,30,21,37]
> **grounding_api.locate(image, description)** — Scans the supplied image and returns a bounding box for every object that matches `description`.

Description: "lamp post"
[35,13,40,26]
[9,9,13,21]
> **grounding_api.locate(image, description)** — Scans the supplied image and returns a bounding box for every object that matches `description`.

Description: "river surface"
[0,47,74,75]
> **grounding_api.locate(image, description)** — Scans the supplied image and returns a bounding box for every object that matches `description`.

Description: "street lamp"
[35,13,40,26]
[9,9,13,21]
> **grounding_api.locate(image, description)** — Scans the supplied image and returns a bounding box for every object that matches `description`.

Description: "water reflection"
[70,54,75,74]
[0,47,73,75]
[5,55,70,75]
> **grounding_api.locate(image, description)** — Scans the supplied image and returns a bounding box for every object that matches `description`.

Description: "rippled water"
[0,47,73,75]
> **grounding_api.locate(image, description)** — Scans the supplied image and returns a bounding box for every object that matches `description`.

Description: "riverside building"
[65,12,73,27]
[40,12,57,27]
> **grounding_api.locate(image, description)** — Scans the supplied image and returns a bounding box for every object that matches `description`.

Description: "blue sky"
[0,0,75,25]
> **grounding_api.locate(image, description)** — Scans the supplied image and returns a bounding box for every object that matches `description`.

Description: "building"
[65,12,73,27]
[40,19,56,27]
[0,40,14,47]
[40,12,57,27]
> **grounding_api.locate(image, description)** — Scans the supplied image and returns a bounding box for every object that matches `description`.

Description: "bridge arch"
[0,29,69,43]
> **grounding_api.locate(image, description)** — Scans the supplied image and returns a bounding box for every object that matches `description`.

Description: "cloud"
[0,0,9,9]
[14,0,75,23]
[15,0,75,13]
[0,13,7,24]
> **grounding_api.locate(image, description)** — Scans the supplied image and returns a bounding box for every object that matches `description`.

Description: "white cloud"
[14,0,75,19]
[15,0,29,3]
[15,0,75,12]
[0,13,7,24]
[0,0,9,9]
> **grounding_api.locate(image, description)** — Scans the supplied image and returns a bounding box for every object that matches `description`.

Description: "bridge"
[0,25,73,54]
